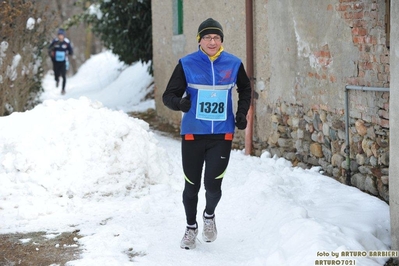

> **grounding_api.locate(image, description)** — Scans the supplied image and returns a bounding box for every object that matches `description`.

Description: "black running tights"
[181,138,232,226]
[53,61,66,90]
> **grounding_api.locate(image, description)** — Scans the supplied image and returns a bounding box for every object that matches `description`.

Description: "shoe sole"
[180,244,196,250]
[202,236,216,243]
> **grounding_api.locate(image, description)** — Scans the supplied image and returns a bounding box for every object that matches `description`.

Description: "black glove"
[179,94,191,113]
[235,113,247,130]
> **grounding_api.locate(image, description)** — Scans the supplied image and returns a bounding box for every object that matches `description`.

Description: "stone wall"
[233,95,389,202]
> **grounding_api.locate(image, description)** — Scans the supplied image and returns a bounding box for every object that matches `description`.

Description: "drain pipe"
[245,0,255,155]
[344,85,390,185]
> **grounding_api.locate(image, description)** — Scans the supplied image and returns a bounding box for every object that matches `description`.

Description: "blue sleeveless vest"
[180,49,241,135]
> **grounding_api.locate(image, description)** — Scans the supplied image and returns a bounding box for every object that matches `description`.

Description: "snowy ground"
[0,51,393,265]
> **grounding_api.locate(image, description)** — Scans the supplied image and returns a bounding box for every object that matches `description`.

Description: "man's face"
[199,34,222,57]
[58,34,65,41]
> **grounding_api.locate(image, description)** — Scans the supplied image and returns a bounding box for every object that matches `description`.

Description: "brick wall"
[339,0,390,88]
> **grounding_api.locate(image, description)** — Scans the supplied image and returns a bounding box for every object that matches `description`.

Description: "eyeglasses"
[202,35,222,42]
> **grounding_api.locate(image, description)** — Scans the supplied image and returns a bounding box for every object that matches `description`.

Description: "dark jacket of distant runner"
[48,38,73,62]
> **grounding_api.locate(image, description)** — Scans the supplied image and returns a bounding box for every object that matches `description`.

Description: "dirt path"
[0,231,81,266]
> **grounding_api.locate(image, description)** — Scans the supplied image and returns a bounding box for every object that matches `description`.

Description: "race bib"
[196,89,228,121]
[55,51,66,62]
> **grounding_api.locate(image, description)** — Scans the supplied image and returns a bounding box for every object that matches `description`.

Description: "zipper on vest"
[210,60,215,133]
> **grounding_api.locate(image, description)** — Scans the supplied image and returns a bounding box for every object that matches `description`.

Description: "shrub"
[0,1,54,116]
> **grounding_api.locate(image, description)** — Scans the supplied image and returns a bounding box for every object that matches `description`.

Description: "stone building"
[152,0,398,253]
